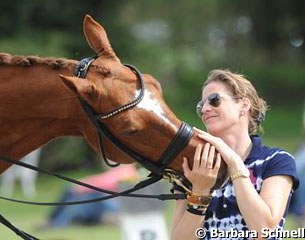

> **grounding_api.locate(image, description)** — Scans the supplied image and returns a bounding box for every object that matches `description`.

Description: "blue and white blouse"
[203,136,299,240]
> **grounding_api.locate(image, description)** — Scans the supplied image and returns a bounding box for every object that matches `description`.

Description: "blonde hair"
[204,69,268,135]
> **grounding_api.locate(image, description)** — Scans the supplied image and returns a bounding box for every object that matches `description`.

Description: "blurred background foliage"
[0,0,304,171]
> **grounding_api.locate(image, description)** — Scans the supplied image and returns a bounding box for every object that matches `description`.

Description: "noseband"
[75,56,193,185]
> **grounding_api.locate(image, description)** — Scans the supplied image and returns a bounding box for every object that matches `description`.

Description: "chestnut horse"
[0,15,226,190]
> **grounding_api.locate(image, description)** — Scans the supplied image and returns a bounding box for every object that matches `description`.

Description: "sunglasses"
[196,93,241,118]
[196,93,221,118]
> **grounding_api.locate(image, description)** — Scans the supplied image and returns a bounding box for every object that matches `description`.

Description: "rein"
[0,155,185,240]
[0,155,186,206]
[0,57,193,239]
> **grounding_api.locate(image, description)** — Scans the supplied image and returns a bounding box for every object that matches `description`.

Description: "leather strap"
[159,122,193,167]
[0,214,39,240]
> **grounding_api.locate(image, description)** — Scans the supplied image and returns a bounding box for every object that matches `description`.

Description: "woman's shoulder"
[260,145,299,190]
[249,135,293,161]
[248,136,299,189]
[259,143,295,167]
[262,145,293,159]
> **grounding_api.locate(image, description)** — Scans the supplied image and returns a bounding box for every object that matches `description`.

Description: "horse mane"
[0,53,111,76]
[0,53,77,70]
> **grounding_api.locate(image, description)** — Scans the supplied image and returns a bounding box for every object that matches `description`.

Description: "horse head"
[58,15,228,189]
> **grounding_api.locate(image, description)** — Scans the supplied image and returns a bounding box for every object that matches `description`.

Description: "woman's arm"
[197,131,293,235]
[233,174,292,234]
[170,143,221,239]
[171,197,206,240]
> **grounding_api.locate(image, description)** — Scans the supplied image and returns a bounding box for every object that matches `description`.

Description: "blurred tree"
[0,0,130,58]
[1,0,304,170]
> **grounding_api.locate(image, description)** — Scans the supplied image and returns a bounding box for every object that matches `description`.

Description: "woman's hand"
[183,142,221,194]
[194,128,244,174]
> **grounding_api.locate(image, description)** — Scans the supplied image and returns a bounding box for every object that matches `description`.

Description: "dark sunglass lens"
[208,93,221,107]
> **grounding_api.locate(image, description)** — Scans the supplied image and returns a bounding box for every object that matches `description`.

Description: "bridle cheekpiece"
[75,56,194,190]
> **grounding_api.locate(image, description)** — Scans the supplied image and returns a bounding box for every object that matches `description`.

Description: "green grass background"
[0,170,304,240]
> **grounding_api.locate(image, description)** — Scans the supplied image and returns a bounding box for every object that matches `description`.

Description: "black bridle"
[76,56,194,180]
[0,57,194,239]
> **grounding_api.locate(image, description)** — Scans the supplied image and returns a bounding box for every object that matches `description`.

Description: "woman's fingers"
[183,142,221,193]
[213,153,222,173]
[198,133,215,144]
[193,142,215,170]
[186,140,220,173]
[206,146,215,169]
[193,144,203,169]
[200,143,210,168]
[193,127,206,135]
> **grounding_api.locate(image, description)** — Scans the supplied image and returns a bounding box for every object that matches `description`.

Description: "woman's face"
[199,82,242,136]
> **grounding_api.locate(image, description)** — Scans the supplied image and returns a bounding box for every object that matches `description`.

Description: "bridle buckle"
[163,168,192,193]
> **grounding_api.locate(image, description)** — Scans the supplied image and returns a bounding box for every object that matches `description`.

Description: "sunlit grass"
[0,170,303,240]
[0,171,170,240]
[0,170,120,240]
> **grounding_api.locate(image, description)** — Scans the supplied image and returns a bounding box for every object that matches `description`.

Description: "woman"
[37,164,138,229]
[171,70,299,240]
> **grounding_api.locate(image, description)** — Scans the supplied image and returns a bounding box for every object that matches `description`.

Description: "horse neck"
[0,56,98,172]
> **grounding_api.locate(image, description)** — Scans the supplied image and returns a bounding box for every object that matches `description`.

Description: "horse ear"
[59,74,99,102]
[83,15,118,60]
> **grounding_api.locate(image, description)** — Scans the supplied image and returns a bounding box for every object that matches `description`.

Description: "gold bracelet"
[186,192,212,207]
[230,168,250,181]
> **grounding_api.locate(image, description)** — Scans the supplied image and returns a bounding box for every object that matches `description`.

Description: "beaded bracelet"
[186,204,207,216]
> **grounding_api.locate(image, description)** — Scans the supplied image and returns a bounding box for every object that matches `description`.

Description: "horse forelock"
[0,53,76,70]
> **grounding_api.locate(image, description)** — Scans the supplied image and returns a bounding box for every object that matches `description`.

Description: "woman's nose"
[201,101,212,113]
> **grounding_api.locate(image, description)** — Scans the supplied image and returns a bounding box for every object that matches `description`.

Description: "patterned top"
[203,135,299,240]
